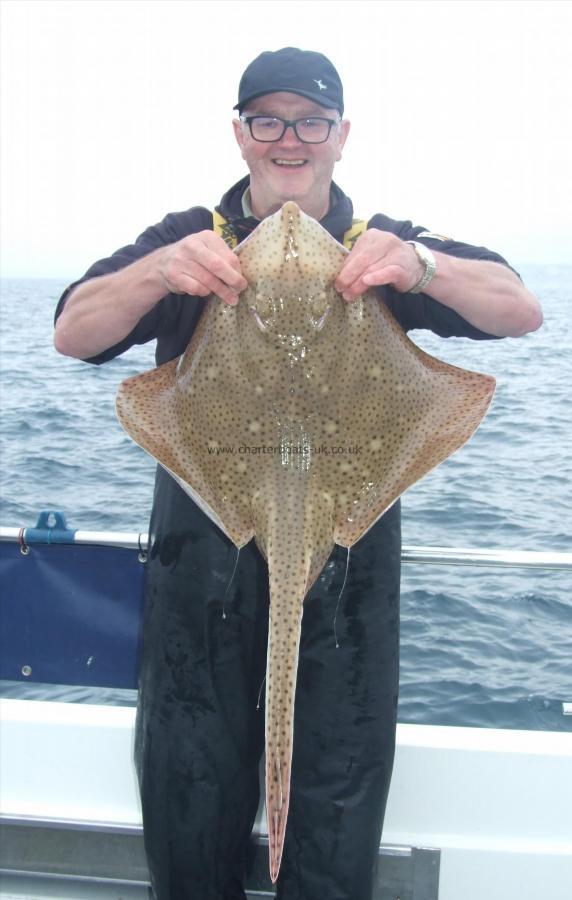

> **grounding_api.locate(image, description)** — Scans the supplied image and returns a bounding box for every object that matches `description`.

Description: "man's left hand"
[335,229,422,301]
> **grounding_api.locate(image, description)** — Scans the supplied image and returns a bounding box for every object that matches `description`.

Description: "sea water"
[0,269,570,731]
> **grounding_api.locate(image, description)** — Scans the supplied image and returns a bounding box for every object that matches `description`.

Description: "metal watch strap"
[406,240,436,294]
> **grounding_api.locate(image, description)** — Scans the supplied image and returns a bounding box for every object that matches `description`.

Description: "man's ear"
[336,119,351,162]
[233,118,247,160]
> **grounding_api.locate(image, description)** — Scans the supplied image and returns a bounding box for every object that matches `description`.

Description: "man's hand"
[335,230,422,301]
[334,227,542,338]
[159,231,248,306]
[55,231,250,360]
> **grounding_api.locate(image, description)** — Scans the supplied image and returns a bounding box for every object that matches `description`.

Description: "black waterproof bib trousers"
[135,469,400,900]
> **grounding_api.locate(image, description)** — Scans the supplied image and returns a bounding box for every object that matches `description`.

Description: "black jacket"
[55,176,508,367]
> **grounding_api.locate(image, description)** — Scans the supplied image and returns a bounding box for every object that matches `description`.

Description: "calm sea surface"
[1,269,571,731]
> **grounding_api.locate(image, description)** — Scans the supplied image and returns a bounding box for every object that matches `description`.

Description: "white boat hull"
[1,698,571,899]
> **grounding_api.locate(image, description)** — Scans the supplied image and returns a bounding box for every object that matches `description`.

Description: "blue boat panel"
[0,541,144,688]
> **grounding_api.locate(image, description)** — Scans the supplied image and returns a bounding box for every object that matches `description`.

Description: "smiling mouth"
[272,159,308,167]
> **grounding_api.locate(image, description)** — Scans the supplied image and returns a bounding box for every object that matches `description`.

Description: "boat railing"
[1,513,570,697]
[1,525,571,570]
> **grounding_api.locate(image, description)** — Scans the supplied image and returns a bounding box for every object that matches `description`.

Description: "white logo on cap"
[313,79,327,91]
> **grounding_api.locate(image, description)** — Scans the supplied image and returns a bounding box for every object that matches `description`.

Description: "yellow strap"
[342,218,367,250]
[212,210,367,251]
[212,210,239,249]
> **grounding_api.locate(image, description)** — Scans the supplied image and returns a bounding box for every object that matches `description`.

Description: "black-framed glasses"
[239,115,341,144]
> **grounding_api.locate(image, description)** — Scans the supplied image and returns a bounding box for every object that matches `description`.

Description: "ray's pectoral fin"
[327,296,496,546]
[115,303,259,548]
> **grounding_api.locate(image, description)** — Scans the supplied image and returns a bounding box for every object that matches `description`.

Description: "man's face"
[233,92,350,220]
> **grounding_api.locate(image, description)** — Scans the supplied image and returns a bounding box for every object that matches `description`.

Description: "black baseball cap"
[234,47,344,116]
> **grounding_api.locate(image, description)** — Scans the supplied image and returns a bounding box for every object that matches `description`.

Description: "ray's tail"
[265,564,305,883]
[254,483,333,883]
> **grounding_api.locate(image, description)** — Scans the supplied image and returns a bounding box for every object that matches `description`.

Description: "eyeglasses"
[239,115,341,144]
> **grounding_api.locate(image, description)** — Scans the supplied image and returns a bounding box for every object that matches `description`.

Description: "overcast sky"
[1,0,571,278]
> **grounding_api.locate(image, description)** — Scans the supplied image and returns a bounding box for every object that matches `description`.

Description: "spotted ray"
[116,202,495,882]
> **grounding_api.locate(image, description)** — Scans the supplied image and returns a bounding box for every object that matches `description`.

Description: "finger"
[341,265,404,302]
[335,249,384,292]
[362,265,404,288]
[335,231,402,292]
[180,238,248,293]
[193,244,249,293]
[201,232,245,272]
[177,268,240,306]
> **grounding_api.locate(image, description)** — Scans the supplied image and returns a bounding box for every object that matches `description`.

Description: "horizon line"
[2,261,572,282]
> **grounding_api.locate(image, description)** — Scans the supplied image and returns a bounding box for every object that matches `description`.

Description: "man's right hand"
[159,231,248,306]
[54,231,250,360]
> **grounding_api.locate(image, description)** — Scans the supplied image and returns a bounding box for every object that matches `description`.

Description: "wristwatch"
[405,241,436,294]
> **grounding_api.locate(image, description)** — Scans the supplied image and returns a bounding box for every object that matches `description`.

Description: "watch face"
[415,241,432,262]
[416,242,436,269]
[407,241,436,293]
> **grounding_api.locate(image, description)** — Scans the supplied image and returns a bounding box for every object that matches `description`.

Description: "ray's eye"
[309,292,331,330]
[251,307,268,332]
[311,310,330,330]
[250,294,276,332]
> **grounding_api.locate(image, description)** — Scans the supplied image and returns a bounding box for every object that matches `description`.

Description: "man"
[54,47,542,900]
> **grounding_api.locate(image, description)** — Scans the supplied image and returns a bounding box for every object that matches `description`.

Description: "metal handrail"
[401,545,571,571]
[1,526,570,571]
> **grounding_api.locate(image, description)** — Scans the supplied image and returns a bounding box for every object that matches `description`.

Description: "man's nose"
[278,123,303,145]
